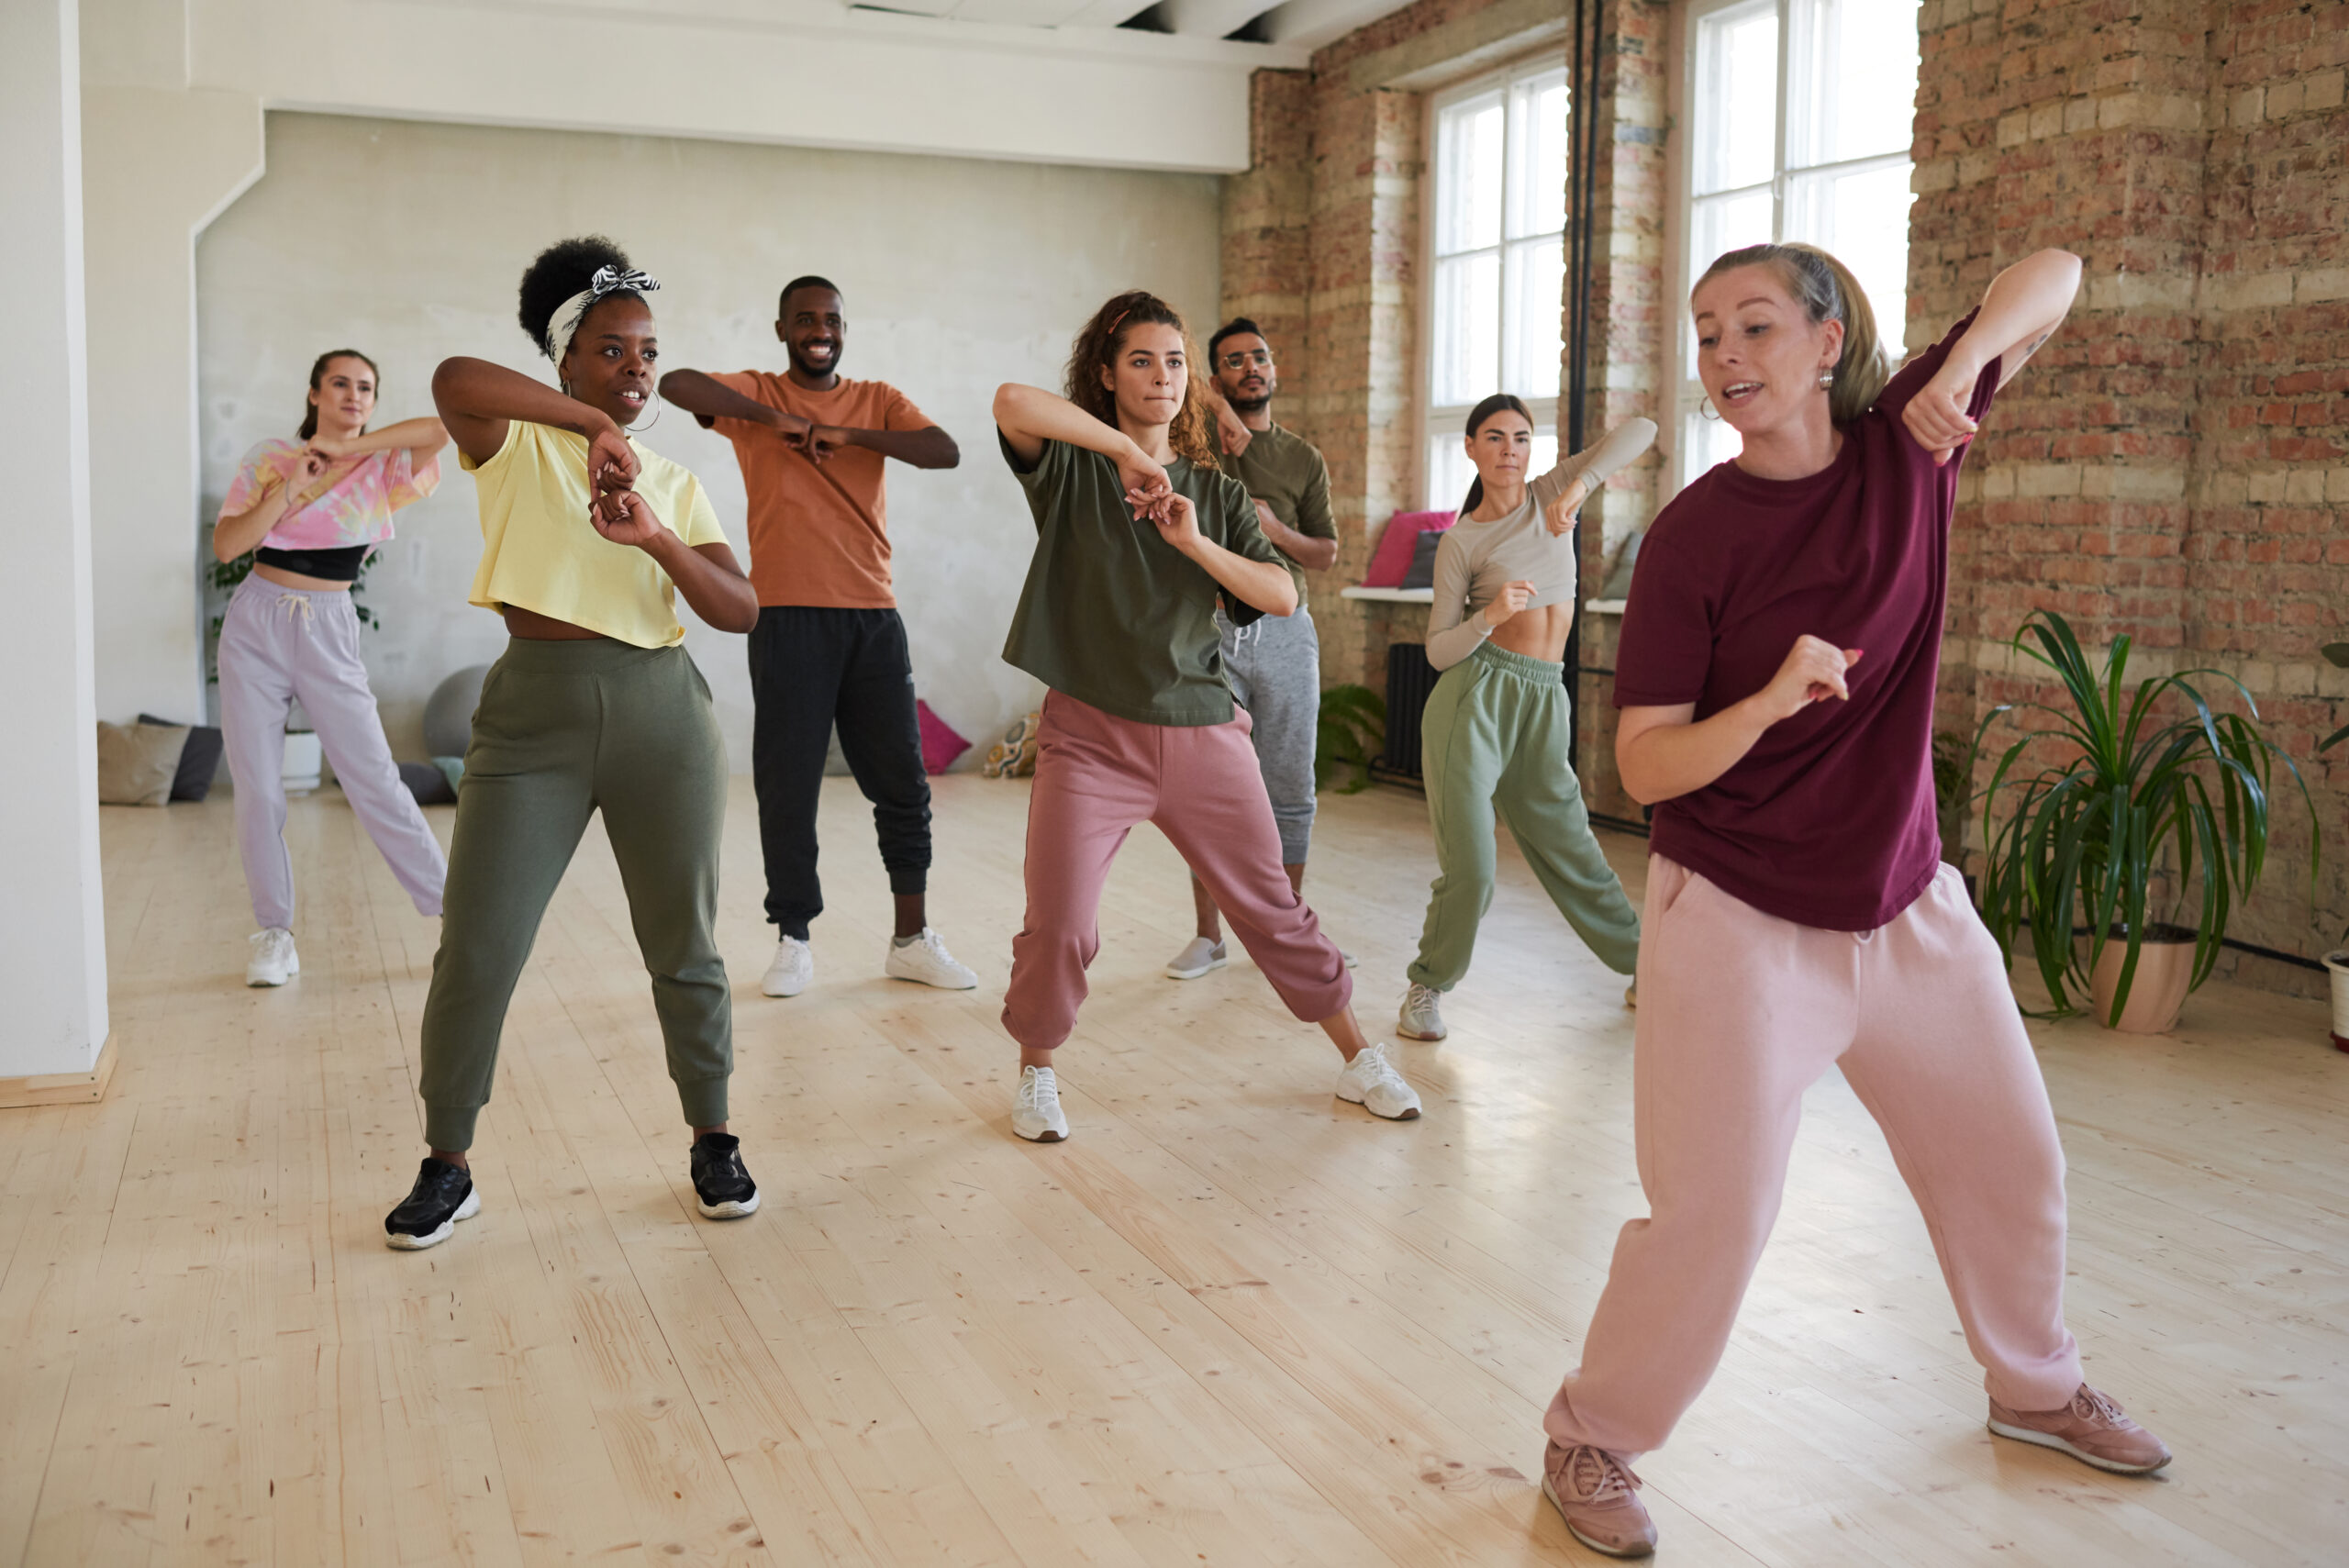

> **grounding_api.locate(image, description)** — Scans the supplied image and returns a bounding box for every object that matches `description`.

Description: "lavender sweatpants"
[1543,855,2084,1458]
[217,575,447,931]
[1002,690,1352,1051]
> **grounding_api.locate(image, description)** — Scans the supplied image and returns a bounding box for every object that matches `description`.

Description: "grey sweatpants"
[1213,604,1320,864]
[217,574,447,931]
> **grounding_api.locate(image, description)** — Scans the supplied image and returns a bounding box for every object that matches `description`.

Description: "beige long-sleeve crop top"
[1423,417,1658,672]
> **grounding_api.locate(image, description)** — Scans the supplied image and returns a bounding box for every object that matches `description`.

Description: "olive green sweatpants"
[417,638,732,1151]
[1408,641,1641,991]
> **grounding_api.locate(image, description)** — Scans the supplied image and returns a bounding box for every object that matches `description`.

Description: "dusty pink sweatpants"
[1003,691,1353,1051]
[1544,854,2084,1457]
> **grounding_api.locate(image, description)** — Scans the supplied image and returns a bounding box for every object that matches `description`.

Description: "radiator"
[1381,643,1440,779]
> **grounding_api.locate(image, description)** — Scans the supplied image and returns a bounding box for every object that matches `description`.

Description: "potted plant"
[2319,641,2348,1051]
[1972,609,2315,1032]
[1316,684,1386,795]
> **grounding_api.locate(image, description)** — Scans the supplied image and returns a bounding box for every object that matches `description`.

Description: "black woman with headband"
[382,236,762,1251]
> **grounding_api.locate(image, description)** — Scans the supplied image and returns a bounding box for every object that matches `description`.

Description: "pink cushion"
[1362,509,1457,588]
[916,699,970,775]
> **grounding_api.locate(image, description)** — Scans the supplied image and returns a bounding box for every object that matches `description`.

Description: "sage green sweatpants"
[418,638,732,1151]
[1408,641,1641,991]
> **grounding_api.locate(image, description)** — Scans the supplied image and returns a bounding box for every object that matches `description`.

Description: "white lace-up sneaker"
[246,928,299,987]
[885,928,978,990]
[762,936,813,998]
[1164,936,1229,980]
[1334,1042,1422,1120]
[1397,982,1447,1040]
[1012,1064,1069,1142]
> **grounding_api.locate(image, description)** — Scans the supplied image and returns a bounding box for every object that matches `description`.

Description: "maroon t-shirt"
[1614,314,2000,931]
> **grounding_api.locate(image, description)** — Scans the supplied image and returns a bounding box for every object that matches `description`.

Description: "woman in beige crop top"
[1423,408,1658,671]
[1396,396,1654,1047]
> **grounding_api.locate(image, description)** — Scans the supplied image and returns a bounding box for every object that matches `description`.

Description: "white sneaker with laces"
[1397,982,1447,1040]
[1335,1043,1422,1120]
[246,928,299,987]
[885,928,978,989]
[1012,1064,1069,1142]
[762,936,813,998]
[1164,936,1229,980]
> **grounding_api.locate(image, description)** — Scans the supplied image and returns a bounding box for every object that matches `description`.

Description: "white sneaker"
[762,936,813,998]
[885,928,978,990]
[1335,1043,1422,1120]
[246,928,299,987]
[1012,1064,1069,1142]
[1342,950,1360,970]
[1164,936,1229,980]
[1397,983,1447,1040]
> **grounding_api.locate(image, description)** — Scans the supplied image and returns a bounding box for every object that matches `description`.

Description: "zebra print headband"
[543,265,660,365]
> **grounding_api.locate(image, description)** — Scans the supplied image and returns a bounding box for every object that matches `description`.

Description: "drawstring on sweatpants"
[274,592,317,632]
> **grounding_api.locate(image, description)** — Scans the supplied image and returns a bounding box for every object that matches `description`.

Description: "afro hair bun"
[518,235,635,356]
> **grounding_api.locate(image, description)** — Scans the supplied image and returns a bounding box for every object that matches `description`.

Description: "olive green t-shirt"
[1222,421,1336,606]
[999,432,1285,727]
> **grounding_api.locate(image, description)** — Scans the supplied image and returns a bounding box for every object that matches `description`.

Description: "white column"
[1,0,111,1087]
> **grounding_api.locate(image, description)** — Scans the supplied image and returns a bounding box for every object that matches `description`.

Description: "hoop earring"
[1817,371,1835,390]
[627,397,662,434]
[1698,396,1722,421]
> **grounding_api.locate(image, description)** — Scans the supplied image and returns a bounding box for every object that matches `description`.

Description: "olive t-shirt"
[998,431,1285,727]
[1613,313,2000,931]
[1222,422,1335,606]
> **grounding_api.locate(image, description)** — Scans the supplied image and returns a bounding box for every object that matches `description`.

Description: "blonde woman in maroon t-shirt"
[1531,243,2172,1558]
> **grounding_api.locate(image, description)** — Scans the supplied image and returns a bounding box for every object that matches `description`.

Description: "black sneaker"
[690,1133,760,1218]
[384,1157,480,1250]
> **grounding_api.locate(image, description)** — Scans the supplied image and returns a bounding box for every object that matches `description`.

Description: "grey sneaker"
[1397,982,1447,1040]
[1164,937,1229,980]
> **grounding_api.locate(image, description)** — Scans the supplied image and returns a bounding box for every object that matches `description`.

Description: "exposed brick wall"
[1220,0,1673,709]
[1916,0,2348,994]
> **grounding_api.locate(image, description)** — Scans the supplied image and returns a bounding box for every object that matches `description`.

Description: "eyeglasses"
[1218,350,1275,371]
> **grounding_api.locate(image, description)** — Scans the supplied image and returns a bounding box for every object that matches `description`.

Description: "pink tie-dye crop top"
[221,439,440,550]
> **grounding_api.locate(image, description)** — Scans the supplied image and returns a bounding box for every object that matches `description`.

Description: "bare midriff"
[1491,602,1576,664]
[252,562,354,593]
[503,606,608,641]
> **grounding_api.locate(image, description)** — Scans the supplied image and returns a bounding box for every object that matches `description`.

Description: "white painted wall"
[4,0,110,1080]
[195,112,1223,766]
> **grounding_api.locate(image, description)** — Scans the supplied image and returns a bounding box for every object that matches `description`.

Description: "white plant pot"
[2325,951,2349,1053]
[283,730,323,796]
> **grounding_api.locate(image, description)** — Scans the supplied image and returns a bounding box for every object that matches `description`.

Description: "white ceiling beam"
[1161,0,1273,38]
[1055,0,1165,26]
[1257,0,1415,53]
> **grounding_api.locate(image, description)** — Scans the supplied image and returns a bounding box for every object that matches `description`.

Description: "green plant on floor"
[2320,641,2349,753]
[206,535,382,684]
[1971,608,2316,1024]
[1316,683,1386,795]
[1931,728,1975,862]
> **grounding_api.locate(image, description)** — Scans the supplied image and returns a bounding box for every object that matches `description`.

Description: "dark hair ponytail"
[1457,392,1533,515]
[298,349,380,440]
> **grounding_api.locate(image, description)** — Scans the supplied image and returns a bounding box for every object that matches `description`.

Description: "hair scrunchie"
[542,265,661,366]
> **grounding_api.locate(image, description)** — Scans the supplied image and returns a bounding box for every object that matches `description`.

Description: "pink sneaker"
[1987,1385,2172,1474]
[1541,1441,1655,1557]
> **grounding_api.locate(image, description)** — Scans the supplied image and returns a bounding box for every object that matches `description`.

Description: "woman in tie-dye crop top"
[209,349,452,990]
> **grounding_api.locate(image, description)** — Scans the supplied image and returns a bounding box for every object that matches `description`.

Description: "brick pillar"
[1222,69,1313,429]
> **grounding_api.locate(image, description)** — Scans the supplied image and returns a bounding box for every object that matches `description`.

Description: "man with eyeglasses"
[1164,318,1353,981]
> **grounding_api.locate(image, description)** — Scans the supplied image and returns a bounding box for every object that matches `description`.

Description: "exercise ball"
[423,664,491,758]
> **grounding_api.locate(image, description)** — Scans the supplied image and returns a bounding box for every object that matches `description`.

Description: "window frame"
[1668,0,1918,495]
[1416,54,1571,513]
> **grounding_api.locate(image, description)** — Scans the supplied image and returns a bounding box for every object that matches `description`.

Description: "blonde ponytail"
[1694,241,1893,424]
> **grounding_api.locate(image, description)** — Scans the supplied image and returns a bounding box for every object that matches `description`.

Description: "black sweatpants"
[749,606,932,939]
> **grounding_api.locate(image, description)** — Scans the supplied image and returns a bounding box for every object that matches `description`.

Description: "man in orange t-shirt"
[660,276,973,1000]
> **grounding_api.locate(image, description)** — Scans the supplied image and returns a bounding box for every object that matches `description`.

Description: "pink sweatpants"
[1544,854,2084,1457]
[1002,691,1353,1051]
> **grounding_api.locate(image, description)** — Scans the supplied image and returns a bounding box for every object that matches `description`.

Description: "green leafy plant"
[1315,683,1386,795]
[1972,608,2315,1024]
[1931,728,1974,861]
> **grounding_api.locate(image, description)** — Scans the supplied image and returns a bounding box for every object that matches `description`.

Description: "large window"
[1679,0,1921,486]
[1424,61,1569,511]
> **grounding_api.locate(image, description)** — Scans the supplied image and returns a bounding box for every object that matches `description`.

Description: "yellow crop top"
[462,420,729,649]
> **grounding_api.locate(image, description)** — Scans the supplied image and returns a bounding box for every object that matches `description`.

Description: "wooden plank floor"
[5,774,2344,1565]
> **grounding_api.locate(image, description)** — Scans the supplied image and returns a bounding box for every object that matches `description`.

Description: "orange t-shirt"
[707,372,930,608]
